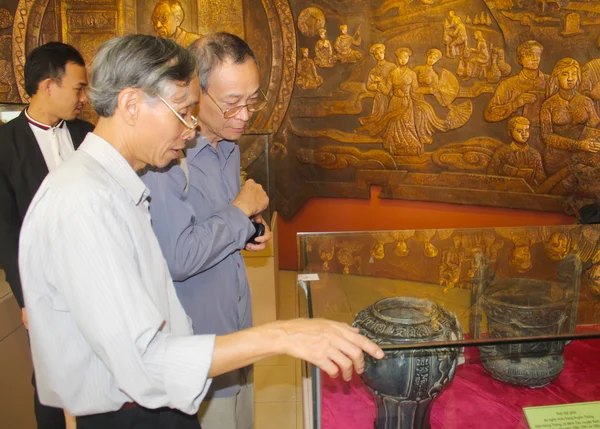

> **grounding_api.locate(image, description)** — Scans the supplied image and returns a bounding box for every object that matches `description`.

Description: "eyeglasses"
[204,90,268,119]
[157,95,198,140]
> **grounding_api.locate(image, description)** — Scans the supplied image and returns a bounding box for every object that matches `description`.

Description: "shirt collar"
[25,108,64,130]
[80,133,149,205]
[186,134,236,161]
[510,141,530,152]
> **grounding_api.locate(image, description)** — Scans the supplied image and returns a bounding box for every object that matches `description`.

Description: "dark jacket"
[0,110,94,307]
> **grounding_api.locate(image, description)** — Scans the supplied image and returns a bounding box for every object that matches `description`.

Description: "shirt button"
[238,296,242,302]
[237,263,240,268]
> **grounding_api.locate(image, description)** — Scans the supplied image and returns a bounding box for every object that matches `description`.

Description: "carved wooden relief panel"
[4,1,600,219]
[269,0,600,219]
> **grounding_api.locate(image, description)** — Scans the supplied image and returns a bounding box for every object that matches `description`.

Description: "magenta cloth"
[321,339,600,429]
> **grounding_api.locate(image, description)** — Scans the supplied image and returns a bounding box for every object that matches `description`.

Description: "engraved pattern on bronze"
[353,297,462,429]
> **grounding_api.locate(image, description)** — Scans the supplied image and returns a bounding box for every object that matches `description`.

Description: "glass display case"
[296,225,600,429]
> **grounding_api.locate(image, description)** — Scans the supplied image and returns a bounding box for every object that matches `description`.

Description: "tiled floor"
[254,270,304,429]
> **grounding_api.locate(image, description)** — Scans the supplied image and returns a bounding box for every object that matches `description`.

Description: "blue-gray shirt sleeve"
[142,166,255,282]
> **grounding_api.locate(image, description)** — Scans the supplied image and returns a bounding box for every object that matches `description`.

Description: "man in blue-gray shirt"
[142,32,271,429]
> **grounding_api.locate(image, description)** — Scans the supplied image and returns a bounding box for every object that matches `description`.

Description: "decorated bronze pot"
[479,277,572,388]
[353,297,462,429]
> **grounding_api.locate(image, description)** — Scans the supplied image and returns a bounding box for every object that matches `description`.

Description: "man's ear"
[39,77,55,95]
[118,89,141,126]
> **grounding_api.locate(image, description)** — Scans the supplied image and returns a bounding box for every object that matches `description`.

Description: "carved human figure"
[296,48,323,90]
[336,241,362,275]
[442,11,468,59]
[334,24,362,64]
[495,228,542,273]
[314,27,335,68]
[152,0,203,48]
[370,233,395,261]
[372,48,448,155]
[509,245,532,273]
[540,57,600,175]
[318,239,335,271]
[460,30,490,81]
[357,43,395,134]
[377,48,422,155]
[370,243,385,260]
[580,58,600,119]
[392,231,415,257]
[487,116,546,187]
[485,40,548,151]
[545,231,571,261]
[439,236,465,292]
[414,48,442,92]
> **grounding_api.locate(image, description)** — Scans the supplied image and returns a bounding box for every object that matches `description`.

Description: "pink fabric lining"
[321,339,600,428]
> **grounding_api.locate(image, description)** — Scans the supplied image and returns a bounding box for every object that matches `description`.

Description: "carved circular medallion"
[297,7,325,37]
[0,9,13,29]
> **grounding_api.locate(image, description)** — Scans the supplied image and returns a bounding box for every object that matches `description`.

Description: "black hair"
[24,42,86,97]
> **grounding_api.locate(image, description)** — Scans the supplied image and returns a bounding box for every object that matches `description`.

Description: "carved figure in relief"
[544,230,572,261]
[357,44,395,134]
[297,48,323,90]
[414,49,442,93]
[487,116,546,187]
[392,231,415,257]
[495,228,542,273]
[314,27,336,68]
[580,58,600,116]
[442,11,468,60]
[152,0,203,48]
[377,47,424,155]
[370,233,395,260]
[318,238,335,271]
[372,48,449,155]
[414,49,460,107]
[415,230,439,258]
[484,40,548,148]
[439,231,504,292]
[460,30,490,81]
[336,240,362,275]
[540,58,600,176]
[333,24,362,64]
[439,236,466,292]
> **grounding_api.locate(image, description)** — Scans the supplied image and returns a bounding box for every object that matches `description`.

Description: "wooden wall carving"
[3,1,600,219]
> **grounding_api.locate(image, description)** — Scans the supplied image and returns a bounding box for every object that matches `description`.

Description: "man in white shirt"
[0,42,93,429]
[19,34,383,429]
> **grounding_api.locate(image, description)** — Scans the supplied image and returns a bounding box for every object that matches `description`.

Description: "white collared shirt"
[19,132,214,416]
[25,109,75,171]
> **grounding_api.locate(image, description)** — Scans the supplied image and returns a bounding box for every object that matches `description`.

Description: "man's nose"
[236,105,250,122]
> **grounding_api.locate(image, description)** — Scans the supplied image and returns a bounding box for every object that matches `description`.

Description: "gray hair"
[188,32,257,92]
[89,34,196,117]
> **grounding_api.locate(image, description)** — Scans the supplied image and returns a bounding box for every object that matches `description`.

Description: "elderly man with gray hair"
[18,34,383,429]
